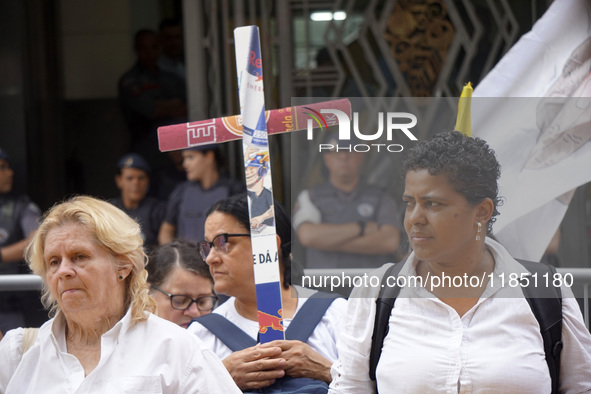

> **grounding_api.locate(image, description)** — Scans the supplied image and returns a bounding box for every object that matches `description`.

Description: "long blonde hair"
[25,195,156,323]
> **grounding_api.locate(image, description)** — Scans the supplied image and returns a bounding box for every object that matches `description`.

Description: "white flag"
[472,0,591,261]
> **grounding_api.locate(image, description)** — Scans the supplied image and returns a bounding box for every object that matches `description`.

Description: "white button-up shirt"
[0,309,241,393]
[329,238,591,393]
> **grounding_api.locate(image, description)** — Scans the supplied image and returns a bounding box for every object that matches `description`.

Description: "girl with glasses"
[147,241,217,328]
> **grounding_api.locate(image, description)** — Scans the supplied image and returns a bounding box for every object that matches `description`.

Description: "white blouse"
[188,286,347,362]
[329,238,591,393]
[0,309,240,393]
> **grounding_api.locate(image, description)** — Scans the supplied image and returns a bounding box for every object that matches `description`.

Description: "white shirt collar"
[49,308,134,354]
[398,236,529,298]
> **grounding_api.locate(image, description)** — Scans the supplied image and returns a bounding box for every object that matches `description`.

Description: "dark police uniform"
[164,177,243,244]
[108,196,165,252]
[118,63,186,169]
[297,182,401,269]
[0,193,41,334]
[0,194,40,275]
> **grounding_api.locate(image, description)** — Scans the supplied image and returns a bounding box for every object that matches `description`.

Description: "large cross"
[158,26,350,343]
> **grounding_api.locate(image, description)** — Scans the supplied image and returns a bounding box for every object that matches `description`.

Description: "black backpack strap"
[516,259,563,394]
[369,260,406,381]
[192,313,257,352]
[286,291,340,342]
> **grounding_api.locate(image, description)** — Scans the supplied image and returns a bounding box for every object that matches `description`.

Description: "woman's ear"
[117,263,132,281]
[275,234,282,253]
[205,150,216,165]
[275,234,287,279]
[115,175,123,190]
[476,198,494,224]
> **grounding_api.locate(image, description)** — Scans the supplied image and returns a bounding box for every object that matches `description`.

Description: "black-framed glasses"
[198,233,250,260]
[151,285,218,312]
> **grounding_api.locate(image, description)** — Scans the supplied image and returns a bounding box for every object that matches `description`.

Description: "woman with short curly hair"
[329,131,591,393]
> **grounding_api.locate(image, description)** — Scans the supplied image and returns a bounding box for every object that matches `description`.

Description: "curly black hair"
[402,131,502,233]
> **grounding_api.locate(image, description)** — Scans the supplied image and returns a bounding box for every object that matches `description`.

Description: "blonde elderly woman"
[0,196,240,393]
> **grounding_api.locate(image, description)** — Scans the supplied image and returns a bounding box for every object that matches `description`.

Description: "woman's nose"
[205,245,222,265]
[406,204,426,225]
[55,259,76,278]
[184,302,202,319]
[205,247,221,266]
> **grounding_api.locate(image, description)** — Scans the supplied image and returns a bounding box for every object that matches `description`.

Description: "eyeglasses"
[151,285,218,312]
[198,233,250,260]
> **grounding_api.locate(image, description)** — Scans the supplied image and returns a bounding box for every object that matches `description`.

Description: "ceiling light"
[310,11,347,21]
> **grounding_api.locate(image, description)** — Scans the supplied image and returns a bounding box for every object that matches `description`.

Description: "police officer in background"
[293,132,402,270]
[109,153,165,252]
[118,28,187,197]
[0,148,42,334]
[159,145,243,245]
[158,18,185,81]
[0,149,40,272]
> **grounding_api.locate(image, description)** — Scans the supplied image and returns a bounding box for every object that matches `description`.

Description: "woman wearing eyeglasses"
[188,193,347,392]
[147,241,218,328]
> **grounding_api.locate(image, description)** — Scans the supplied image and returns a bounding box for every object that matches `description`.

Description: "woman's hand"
[262,340,332,383]
[222,344,286,391]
